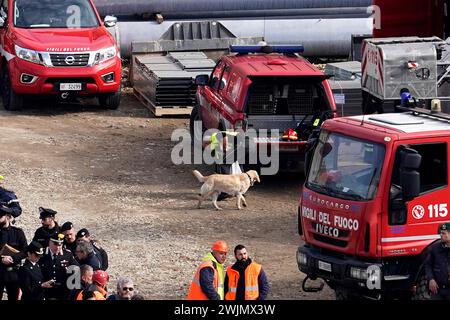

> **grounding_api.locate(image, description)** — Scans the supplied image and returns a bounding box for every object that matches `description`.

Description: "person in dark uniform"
[74,240,102,271]
[425,222,450,300]
[39,233,79,300]
[18,241,54,300]
[0,175,22,220]
[61,221,77,254]
[76,228,108,270]
[0,204,27,300]
[33,207,60,248]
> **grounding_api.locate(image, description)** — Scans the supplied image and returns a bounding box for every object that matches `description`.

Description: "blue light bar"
[230,45,304,54]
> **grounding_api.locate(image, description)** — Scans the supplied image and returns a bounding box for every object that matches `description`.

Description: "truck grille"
[50,53,90,67]
[313,234,348,248]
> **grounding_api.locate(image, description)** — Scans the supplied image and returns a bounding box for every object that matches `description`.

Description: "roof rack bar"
[397,106,450,122]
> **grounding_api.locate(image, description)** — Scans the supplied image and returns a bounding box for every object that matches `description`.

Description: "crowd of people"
[0,180,140,300]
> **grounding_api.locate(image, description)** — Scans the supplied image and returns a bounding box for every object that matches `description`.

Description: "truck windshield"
[14,0,99,28]
[306,131,385,201]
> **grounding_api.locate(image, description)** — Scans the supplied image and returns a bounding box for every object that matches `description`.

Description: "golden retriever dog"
[193,170,260,210]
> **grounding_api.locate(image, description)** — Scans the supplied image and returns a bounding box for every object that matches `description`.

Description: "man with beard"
[61,222,77,254]
[224,244,269,300]
[33,207,60,248]
[0,204,27,300]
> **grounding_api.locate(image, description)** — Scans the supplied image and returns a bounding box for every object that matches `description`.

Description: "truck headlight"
[350,267,368,280]
[297,251,308,266]
[15,45,42,65]
[93,46,117,65]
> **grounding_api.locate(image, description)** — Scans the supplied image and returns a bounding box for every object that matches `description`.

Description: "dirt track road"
[0,90,334,300]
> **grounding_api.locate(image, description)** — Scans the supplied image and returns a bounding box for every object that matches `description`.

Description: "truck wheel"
[2,70,24,111]
[412,274,431,300]
[189,105,204,146]
[98,89,121,110]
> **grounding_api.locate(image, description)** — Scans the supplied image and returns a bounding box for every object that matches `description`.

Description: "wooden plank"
[133,88,193,117]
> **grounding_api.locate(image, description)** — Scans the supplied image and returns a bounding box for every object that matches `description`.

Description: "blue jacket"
[424,241,450,285]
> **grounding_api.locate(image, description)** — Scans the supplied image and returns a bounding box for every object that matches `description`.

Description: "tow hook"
[61,92,69,99]
[302,276,325,293]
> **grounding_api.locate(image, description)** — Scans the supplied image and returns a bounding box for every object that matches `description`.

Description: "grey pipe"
[94,0,372,17]
[113,17,373,58]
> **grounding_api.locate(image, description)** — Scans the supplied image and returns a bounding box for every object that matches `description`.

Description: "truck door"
[384,141,448,256]
[202,60,226,129]
[0,0,8,68]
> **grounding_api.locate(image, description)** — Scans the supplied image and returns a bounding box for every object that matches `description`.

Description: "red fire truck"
[297,106,450,299]
[0,0,122,110]
[190,45,337,172]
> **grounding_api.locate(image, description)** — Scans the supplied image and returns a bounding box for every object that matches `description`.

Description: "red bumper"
[8,57,121,95]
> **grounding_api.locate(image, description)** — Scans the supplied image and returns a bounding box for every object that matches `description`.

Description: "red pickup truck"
[191,45,337,173]
[0,0,121,110]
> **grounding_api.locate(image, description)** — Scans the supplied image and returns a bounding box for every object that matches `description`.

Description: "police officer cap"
[26,241,44,255]
[39,207,57,219]
[0,204,13,217]
[76,228,90,239]
[61,221,74,232]
[49,232,65,244]
[438,222,450,233]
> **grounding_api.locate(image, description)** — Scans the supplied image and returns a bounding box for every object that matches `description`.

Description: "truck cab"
[297,107,450,299]
[0,0,122,110]
[191,45,337,173]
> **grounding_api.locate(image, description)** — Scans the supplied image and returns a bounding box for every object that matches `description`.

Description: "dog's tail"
[192,170,206,183]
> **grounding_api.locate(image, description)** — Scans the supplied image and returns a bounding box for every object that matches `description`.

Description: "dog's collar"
[245,172,254,186]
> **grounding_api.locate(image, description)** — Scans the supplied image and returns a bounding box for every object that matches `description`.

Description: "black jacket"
[39,248,79,300]
[18,259,45,300]
[0,225,27,282]
[425,241,450,285]
[33,223,60,248]
[224,259,270,300]
[76,253,102,271]
[92,241,108,271]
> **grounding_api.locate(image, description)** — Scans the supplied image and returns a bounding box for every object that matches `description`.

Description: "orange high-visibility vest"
[225,262,262,300]
[187,260,219,300]
[76,289,106,300]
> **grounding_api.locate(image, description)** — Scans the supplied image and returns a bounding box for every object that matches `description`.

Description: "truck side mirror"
[400,148,422,201]
[104,15,117,27]
[195,74,209,86]
[0,17,5,28]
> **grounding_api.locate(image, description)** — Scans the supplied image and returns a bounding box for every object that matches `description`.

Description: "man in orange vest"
[187,240,228,300]
[224,244,269,300]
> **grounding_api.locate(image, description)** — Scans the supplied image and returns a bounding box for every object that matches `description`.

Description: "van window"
[1,0,7,18]
[14,0,99,28]
[210,60,224,89]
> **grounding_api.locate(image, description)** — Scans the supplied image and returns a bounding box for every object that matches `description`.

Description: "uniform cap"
[76,228,90,239]
[93,270,109,287]
[26,241,44,256]
[211,240,228,253]
[39,207,57,219]
[49,233,65,244]
[0,204,13,217]
[61,221,74,232]
[438,222,450,233]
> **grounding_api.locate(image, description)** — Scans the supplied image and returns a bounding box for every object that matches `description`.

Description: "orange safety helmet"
[211,240,229,253]
[92,270,109,287]
[282,128,298,141]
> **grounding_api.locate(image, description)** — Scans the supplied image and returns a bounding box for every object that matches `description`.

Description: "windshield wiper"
[307,182,340,198]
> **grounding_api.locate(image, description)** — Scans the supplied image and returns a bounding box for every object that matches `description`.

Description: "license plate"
[253,137,281,144]
[318,261,332,272]
[60,83,82,91]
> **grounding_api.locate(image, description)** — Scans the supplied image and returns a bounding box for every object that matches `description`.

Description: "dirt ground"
[0,88,334,300]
